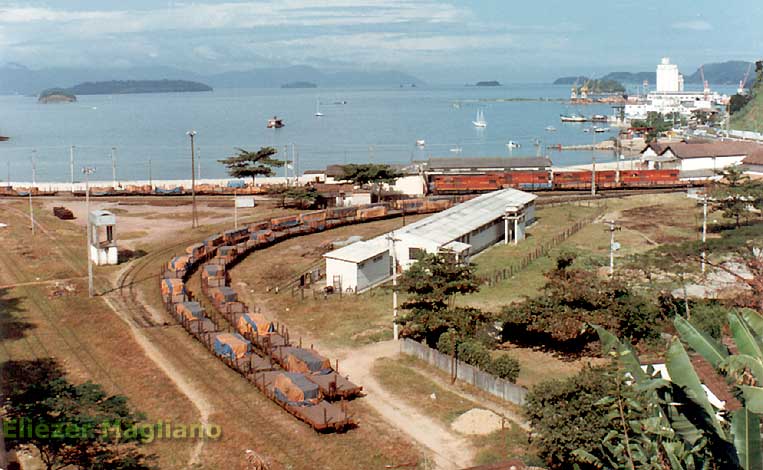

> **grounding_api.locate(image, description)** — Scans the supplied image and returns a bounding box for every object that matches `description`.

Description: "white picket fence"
[400,338,528,405]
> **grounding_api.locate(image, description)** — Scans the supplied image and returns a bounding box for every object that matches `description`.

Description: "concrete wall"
[462,218,504,254]
[400,339,527,405]
[325,253,390,292]
[356,252,392,291]
[679,155,746,172]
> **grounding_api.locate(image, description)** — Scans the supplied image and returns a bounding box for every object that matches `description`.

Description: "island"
[475,81,502,87]
[281,81,318,89]
[553,76,589,85]
[38,89,77,103]
[41,80,213,97]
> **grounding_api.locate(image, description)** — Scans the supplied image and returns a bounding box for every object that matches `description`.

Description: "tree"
[525,366,614,469]
[486,354,521,382]
[632,112,682,142]
[501,254,663,352]
[272,186,319,209]
[397,253,484,346]
[337,164,403,198]
[218,147,284,186]
[1,359,156,470]
[710,166,761,227]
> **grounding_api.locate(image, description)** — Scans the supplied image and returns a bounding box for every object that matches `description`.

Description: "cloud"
[671,20,712,31]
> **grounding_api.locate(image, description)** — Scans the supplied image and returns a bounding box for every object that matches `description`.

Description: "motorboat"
[267,116,285,128]
[545,126,557,132]
[594,127,609,133]
[506,141,521,149]
[560,114,586,122]
[450,146,463,153]
[416,139,426,147]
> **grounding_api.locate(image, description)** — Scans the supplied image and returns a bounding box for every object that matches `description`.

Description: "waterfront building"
[640,141,762,173]
[625,58,725,120]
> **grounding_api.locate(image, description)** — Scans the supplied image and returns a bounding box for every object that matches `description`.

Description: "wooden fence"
[478,215,596,287]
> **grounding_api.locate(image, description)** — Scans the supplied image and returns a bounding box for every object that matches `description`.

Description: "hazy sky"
[0,0,760,82]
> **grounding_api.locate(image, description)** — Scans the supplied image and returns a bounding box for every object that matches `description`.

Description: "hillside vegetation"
[730,66,763,132]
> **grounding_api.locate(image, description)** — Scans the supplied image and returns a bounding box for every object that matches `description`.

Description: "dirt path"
[100,293,212,467]
[0,276,87,290]
[328,340,475,470]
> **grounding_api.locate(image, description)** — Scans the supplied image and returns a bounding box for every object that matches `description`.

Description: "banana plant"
[592,321,751,470]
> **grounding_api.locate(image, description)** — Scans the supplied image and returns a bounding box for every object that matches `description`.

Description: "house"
[742,147,763,176]
[323,188,537,292]
[641,141,763,173]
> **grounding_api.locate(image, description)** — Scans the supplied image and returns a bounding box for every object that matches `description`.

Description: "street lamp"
[82,166,96,297]
[187,130,198,228]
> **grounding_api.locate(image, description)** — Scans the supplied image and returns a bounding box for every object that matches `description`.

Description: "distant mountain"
[685,61,754,85]
[600,72,656,84]
[0,63,425,95]
[475,81,501,87]
[281,81,317,89]
[553,76,589,85]
[64,80,212,95]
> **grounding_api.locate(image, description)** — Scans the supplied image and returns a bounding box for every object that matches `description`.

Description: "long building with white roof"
[323,188,537,292]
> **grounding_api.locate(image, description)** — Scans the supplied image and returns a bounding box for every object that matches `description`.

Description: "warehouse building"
[324,188,537,292]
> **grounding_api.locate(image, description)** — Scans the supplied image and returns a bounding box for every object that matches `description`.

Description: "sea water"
[1,84,633,182]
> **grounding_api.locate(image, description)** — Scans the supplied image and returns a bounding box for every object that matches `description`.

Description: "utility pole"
[386,231,401,341]
[111,147,117,188]
[30,150,36,235]
[148,159,153,188]
[701,195,708,274]
[187,130,198,228]
[28,190,35,236]
[604,220,621,275]
[31,149,36,186]
[234,189,238,229]
[591,129,596,196]
[70,145,75,189]
[82,166,96,297]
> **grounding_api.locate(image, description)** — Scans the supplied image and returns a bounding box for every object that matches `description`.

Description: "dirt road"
[331,340,475,470]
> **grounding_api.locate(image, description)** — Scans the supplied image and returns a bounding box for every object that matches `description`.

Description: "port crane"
[738,63,753,95]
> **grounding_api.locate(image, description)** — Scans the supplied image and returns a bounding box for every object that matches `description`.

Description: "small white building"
[641,141,763,172]
[324,188,537,292]
[89,210,118,265]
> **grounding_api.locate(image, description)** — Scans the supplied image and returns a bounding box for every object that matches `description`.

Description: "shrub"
[457,340,491,369]
[487,354,521,382]
[436,330,457,355]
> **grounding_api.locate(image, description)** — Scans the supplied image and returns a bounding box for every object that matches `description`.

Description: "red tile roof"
[743,147,763,166]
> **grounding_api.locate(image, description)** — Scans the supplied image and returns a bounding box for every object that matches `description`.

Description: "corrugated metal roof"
[662,141,763,159]
[324,237,389,263]
[396,188,536,245]
[324,188,536,263]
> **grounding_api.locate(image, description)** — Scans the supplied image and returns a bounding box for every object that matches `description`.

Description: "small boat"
[594,127,609,133]
[583,127,591,133]
[472,109,487,128]
[267,116,285,129]
[506,141,521,149]
[560,114,586,123]
[0,136,9,142]
[545,126,557,132]
[416,139,426,147]
[314,99,324,117]
[450,146,463,153]
[590,114,608,122]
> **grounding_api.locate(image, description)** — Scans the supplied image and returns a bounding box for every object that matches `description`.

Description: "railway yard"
[0,186,732,469]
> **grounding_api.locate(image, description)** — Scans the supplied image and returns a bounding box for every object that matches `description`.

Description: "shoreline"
[3,160,646,190]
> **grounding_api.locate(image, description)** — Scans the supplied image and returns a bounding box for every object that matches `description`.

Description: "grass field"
[230,215,428,348]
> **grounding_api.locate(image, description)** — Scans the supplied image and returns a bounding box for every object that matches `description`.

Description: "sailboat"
[472,109,487,128]
[314,99,324,117]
